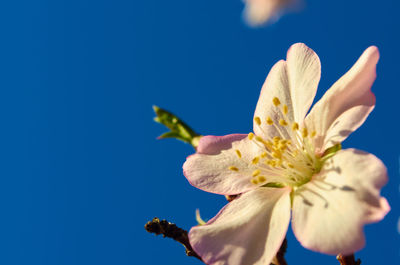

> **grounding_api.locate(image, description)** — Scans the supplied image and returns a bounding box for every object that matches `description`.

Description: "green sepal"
[195,209,207,226]
[322,143,342,157]
[321,143,342,162]
[153,105,201,148]
[262,182,286,188]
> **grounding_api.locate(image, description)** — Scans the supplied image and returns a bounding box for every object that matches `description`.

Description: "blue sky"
[0,0,398,264]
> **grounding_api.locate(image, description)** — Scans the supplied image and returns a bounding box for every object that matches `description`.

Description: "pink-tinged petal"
[291,149,389,255]
[183,136,266,195]
[305,46,379,153]
[197,134,248,155]
[189,187,291,265]
[254,43,321,139]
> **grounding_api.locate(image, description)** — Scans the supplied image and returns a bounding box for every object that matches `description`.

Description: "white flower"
[243,0,296,26]
[183,43,390,265]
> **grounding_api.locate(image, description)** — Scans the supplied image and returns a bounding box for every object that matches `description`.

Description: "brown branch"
[145,217,203,261]
[337,254,361,265]
[271,238,288,265]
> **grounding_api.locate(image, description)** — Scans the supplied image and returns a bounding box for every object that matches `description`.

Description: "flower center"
[230,97,323,188]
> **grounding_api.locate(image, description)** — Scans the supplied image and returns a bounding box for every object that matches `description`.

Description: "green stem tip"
[153,105,201,148]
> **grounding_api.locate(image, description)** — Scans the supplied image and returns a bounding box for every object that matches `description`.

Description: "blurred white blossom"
[243,0,297,26]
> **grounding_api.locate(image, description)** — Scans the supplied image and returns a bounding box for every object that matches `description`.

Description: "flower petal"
[197,134,248,155]
[243,0,286,26]
[183,135,266,195]
[189,187,291,265]
[291,148,389,255]
[305,46,379,153]
[253,43,321,139]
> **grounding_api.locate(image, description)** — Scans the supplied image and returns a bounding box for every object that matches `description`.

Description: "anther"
[311,131,316,138]
[251,156,260,164]
[252,169,261,177]
[272,151,282,159]
[254,116,261,126]
[235,149,242,158]
[257,176,266,183]
[255,136,264,143]
[273,136,281,142]
[283,105,288,115]
[260,152,268,158]
[251,179,259,185]
[248,132,254,140]
[292,122,299,131]
[273,97,281,106]
[266,116,274,125]
[279,119,288,126]
[302,128,308,138]
[229,166,239,171]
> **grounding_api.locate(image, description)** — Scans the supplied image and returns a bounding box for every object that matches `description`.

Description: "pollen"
[228,166,239,171]
[254,116,261,126]
[260,152,268,158]
[292,122,299,131]
[273,97,281,106]
[283,105,288,115]
[235,149,242,158]
[272,151,282,159]
[311,131,316,138]
[248,132,254,140]
[252,169,261,177]
[255,136,264,143]
[279,119,288,126]
[266,116,274,125]
[302,127,308,138]
[273,136,281,143]
[266,160,277,167]
[257,176,266,183]
[251,156,260,164]
[251,179,259,185]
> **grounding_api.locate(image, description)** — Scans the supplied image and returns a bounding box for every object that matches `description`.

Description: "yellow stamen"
[279,119,288,126]
[235,149,242,158]
[266,116,274,125]
[273,97,281,106]
[251,156,260,164]
[302,128,308,138]
[260,152,268,158]
[228,166,239,171]
[252,169,261,177]
[257,176,266,182]
[248,132,254,140]
[273,136,281,142]
[311,131,316,138]
[278,143,287,151]
[255,136,264,143]
[264,141,273,150]
[292,122,299,131]
[283,105,288,115]
[254,116,261,126]
[251,179,259,185]
[272,151,282,159]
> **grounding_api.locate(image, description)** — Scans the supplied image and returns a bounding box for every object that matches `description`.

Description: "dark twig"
[225,194,239,202]
[337,254,361,265]
[271,238,288,265]
[145,217,203,261]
